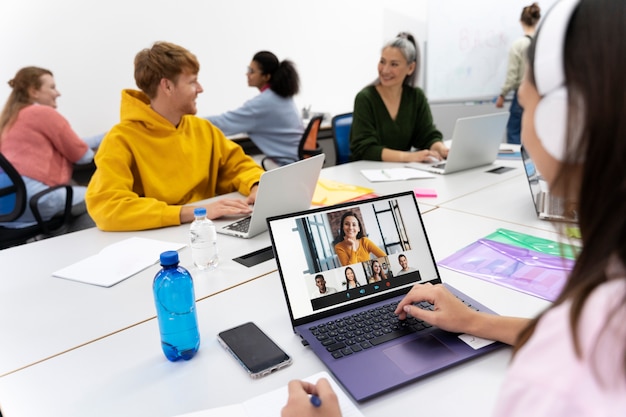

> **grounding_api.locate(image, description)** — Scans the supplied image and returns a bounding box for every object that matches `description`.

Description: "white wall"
[0,0,428,138]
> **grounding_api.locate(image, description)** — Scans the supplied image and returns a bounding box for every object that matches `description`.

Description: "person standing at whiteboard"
[496,3,541,144]
[350,32,448,162]
[206,51,304,166]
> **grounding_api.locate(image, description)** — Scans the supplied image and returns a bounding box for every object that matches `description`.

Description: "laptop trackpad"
[383,334,458,375]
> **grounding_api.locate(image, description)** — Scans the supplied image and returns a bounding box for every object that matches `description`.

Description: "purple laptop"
[267,191,503,401]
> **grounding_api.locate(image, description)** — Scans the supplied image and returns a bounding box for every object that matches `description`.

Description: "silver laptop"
[521,146,577,222]
[267,191,503,401]
[406,112,508,175]
[217,154,324,238]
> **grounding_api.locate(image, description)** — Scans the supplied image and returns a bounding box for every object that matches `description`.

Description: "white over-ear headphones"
[533,0,580,161]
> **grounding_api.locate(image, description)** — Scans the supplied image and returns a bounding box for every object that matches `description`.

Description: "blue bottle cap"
[159,250,179,266]
[194,207,207,217]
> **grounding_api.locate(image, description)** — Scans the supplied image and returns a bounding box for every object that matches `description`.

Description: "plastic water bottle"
[190,207,219,270]
[153,251,200,361]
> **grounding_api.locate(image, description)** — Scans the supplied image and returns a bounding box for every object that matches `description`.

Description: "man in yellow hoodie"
[86,42,264,231]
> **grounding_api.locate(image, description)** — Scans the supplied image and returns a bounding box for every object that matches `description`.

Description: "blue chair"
[0,153,74,249]
[331,113,352,165]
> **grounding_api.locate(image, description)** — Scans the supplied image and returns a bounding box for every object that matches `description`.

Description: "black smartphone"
[217,321,292,379]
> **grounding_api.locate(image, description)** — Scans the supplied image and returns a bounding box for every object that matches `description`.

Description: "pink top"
[0,104,88,186]
[494,259,626,416]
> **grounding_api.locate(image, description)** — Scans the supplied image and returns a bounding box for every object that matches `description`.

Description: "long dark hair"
[252,51,299,98]
[344,266,361,287]
[516,0,626,378]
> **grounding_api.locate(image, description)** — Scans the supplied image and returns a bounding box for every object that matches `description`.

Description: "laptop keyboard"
[309,298,477,359]
[224,216,251,233]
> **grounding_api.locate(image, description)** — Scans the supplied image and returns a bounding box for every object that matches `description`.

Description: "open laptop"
[217,154,324,238]
[267,191,503,401]
[521,146,578,222]
[406,112,508,174]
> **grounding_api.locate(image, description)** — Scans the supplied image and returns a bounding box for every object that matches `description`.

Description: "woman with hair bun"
[206,51,304,165]
[350,32,448,163]
[496,3,541,144]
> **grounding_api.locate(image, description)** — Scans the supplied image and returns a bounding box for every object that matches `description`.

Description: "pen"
[381,169,391,179]
[310,394,322,407]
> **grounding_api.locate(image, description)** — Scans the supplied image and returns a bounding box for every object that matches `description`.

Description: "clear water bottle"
[153,251,200,361]
[190,207,219,270]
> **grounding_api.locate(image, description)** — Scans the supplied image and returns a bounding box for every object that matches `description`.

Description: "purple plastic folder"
[438,239,575,301]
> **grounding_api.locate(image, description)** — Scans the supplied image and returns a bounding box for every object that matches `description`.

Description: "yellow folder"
[312,178,375,206]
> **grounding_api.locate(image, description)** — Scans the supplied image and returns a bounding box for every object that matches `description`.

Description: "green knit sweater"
[350,85,443,161]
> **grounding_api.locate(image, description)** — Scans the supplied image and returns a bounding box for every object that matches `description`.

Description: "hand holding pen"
[282,378,342,417]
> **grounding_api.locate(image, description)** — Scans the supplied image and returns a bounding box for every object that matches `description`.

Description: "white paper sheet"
[361,168,434,182]
[173,371,363,417]
[52,237,186,287]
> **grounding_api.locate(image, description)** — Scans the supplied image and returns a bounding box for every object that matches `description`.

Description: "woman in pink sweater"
[0,66,100,228]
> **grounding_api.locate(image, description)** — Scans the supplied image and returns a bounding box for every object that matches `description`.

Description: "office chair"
[331,112,353,165]
[261,115,324,170]
[0,153,74,249]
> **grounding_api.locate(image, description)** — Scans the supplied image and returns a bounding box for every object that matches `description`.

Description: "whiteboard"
[425,0,557,102]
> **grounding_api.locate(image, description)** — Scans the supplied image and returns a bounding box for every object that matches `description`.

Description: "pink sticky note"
[414,188,437,198]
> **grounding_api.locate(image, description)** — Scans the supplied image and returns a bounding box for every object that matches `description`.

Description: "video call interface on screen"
[270,193,440,321]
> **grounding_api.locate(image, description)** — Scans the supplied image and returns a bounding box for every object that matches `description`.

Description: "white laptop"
[217,154,324,238]
[406,112,508,175]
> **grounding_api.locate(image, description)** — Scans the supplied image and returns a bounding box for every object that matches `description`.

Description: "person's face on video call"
[315,277,327,292]
[346,268,355,282]
[342,215,360,240]
[399,256,408,270]
[373,261,381,274]
[378,46,415,89]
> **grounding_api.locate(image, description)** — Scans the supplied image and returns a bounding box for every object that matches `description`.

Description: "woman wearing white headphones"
[282,1,626,415]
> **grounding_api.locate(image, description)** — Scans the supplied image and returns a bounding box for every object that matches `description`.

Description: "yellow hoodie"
[86,90,263,231]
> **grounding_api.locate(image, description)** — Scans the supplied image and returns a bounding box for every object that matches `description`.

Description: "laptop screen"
[268,192,440,325]
[521,146,547,212]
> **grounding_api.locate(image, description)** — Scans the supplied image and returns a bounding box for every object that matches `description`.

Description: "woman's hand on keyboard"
[394,283,479,335]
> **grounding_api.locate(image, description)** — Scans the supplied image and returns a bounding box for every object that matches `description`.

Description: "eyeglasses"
[246,67,262,75]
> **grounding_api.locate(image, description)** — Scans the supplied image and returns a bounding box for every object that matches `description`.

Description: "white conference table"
[0,156,525,377]
[439,173,575,234]
[0,222,277,377]
[0,207,558,417]
[319,158,523,209]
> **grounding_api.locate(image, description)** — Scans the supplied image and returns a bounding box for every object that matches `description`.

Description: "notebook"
[217,154,324,238]
[267,191,503,402]
[520,146,577,222]
[406,112,508,174]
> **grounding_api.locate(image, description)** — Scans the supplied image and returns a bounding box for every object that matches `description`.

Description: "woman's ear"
[407,61,417,76]
[27,86,39,102]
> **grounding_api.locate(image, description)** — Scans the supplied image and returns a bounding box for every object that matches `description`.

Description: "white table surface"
[0,208,556,417]
[439,173,574,234]
[0,222,277,377]
[319,158,523,209]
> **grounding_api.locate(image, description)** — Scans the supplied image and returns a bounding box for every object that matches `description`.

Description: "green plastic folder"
[485,228,579,260]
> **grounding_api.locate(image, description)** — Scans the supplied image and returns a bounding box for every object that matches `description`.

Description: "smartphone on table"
[217,321,292,379]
